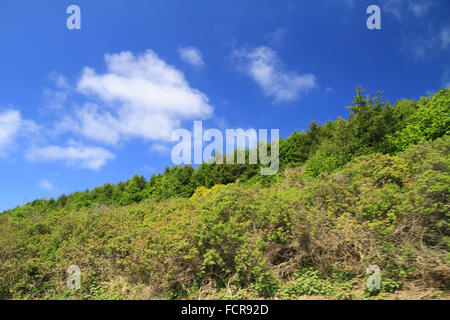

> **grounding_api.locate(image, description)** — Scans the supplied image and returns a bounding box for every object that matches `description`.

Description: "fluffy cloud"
[0,110,22,155]
[23,49,213,170]
[178,47,205,68]
[56,103,121,145]
[26,142,115,170]
[72,50,212,144]
[232,46,316,103]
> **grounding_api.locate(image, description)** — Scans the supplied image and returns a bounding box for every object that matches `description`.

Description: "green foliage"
[306,87,449,176]
[391,89,450,150]
[0,87,448,300]
[280,268,356,299]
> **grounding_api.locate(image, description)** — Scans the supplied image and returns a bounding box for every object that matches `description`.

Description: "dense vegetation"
[0,87,448,300]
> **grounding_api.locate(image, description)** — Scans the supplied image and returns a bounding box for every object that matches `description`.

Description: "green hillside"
[0,88,449,300]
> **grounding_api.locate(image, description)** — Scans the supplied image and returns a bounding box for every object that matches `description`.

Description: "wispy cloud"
[178,46,205,68]
[409,2,432,17]
[340,0,434,19]
[42,72,71,110]
[48,71,69,89]
[38,179,55,192]
[0,109,21,156]
[150,143,170,153]
[43,88,69,110]
[214,24,237,48]
[26,142,115,170]
[265,28,288,47]
[403,25,450,60]
[339,1,447,62]
[440,27,450,49]
[232,46,317,103]
[325,87,334,94]
[379,0,433,19]
[383,0,405,19]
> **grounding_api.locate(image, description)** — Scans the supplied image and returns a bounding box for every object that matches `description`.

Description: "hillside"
[0,88,449,300]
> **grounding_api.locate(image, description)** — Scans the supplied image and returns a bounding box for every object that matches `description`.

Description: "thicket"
[0,87,448,300]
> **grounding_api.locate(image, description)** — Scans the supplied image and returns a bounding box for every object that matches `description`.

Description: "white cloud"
[178,47,205,68]
[0,110,22,155]
[232,46,316,103]
[74,50,213,144]
[26,142,115,170]
[56,103,121,145]
[39,179,55,192]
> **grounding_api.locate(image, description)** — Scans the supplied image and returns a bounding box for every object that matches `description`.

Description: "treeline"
[6,87,449,214]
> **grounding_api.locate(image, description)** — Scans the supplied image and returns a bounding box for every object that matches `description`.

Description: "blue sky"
[0,0,449,211]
